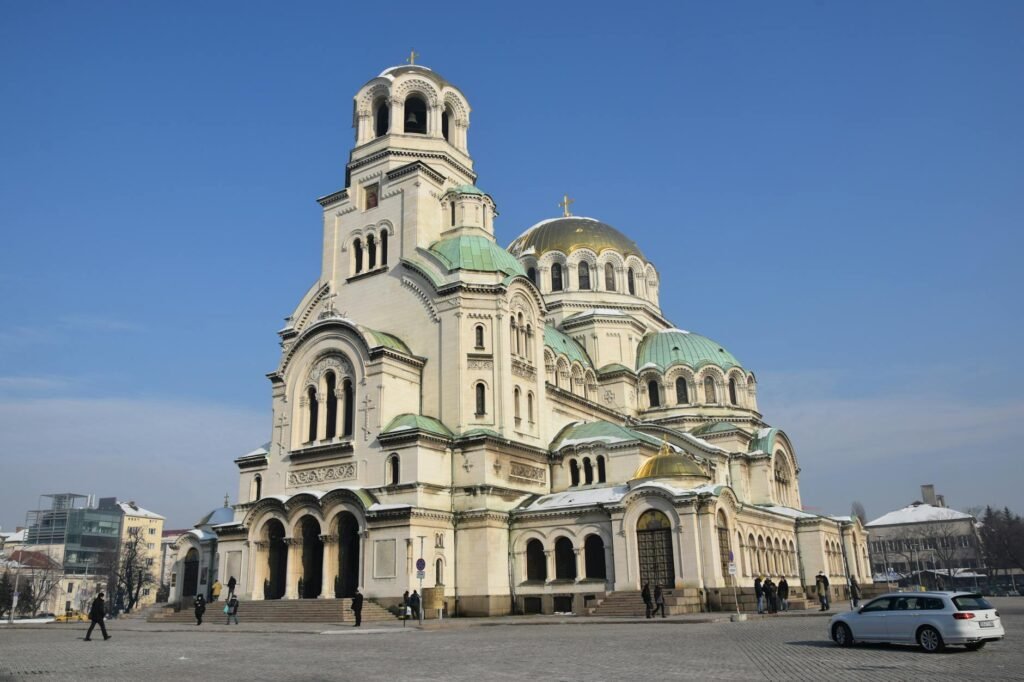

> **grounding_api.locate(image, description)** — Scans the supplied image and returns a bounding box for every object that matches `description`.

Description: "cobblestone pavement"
[0,599,1019,681]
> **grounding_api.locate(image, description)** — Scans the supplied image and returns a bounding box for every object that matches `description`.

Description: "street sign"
[415,558,426,571]
[728,562,737,576]
[416,570,426,579]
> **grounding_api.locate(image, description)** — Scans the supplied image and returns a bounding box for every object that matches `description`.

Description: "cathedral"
[173,61,871,616]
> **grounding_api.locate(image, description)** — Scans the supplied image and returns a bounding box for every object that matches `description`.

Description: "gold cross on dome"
[558,194,575,217]
[407,49,419,65]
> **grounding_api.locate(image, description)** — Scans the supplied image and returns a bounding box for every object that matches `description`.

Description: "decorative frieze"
[287,463,356,487]
[511,358,536,379]
[509,461,546,483]
[467,358,494,370]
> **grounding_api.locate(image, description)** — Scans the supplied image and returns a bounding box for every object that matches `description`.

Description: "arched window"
[675,377,689,404]
[374,101,389,137]
[510,318,517,355]
[554,537,576,580]
[324,372,338,439]
[627,268,636,295]
[475,383,486,415]
[526,539,546,581]
[583,457,593,485]
[647,380,660,408]
[569,459,580,487]
[474,325,484,349]
[388,454,400,486]
[704,376,716,404]
[596,455,606,483]
[584,535,606,579]
[380,231,388,266]
[367,233,377,269]
[252,474,262,502]
[729,378,738,405]
[435,558,444,585]
[551,263,563,292]
[353,239,364,274]
[717,511,731,578]
[404,95,427,134]
[514,387,522,422]
[527,392,534,422]
[442,106,451,142]
[578,262,591,290]
[342,378,354,437]
[604,263,616,291]
[527,267,537,286]
[306,386,319,442]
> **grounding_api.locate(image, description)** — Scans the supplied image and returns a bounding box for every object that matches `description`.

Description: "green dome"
[446,184,486,196]
[508,217,646,260]
[636,329,741,372]
[428,235,526,277]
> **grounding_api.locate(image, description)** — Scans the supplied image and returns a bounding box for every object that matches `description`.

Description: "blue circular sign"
[416,558,426,571]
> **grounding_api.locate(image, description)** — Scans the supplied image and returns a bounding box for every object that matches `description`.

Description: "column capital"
[320,534,339,545]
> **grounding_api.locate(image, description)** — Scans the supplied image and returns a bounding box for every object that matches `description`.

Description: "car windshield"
[952,594,993,611]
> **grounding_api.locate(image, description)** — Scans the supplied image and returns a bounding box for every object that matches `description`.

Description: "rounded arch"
[524,537,547,581]
[584,533,607,579]
[386,453,401,486]
[553,536,576,580]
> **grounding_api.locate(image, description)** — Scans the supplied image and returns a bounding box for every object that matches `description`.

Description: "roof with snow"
[550,420,666,451]
[118,502,164,520]
[866,503,974,527]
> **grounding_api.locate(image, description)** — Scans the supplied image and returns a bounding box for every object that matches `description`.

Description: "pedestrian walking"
[815,572,830,611]
[850,577,861,609]
[194,593,207,625]
[84,592,111,641]
[227,576,237,599]
[409,590,421,621]
[652,585,666,618]
[224,594,239,625]
[778,577,789,612]
[641,583,653,619]
[351,589,364,627]
[402,590,411,620]
[211,580,222,602]
[754,577,764,614]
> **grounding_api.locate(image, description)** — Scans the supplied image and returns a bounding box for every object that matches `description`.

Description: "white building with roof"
[208,60,871,616]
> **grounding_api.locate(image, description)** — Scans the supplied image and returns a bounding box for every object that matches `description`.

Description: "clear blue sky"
[1,1,1022,530]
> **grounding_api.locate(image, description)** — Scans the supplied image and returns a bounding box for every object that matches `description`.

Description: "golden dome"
[632,441,710,482]
[508,217,646,260]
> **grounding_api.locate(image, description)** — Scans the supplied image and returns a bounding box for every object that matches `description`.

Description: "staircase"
[147,598,399,624]
[587,589,704,617]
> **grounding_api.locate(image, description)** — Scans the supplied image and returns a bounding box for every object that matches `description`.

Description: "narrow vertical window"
[354,239,364,274]
[380,231,388,266]
[474,325,484,349]
[527,267,537,286]
[389,455,400,486]
[253,475,262,501]
[583,457,594,485]
[604,263,616,291]
[404,96,427,134]
[551,263,563,292]
[451,202,456,227]
[514,387,522,421]
[475,383,486,415]
[704,376,716,404]
[367,233,377,269]
[343,379,354,436]
[578,262,591,290]
[442,108,451,141]
[569,459,580,487]
[527,392,534,422]
[324,372,338,438]
[374,101,389,137]
[435,558,444,585]
[306,386,319,442]
[729,378,738,405]
[675,377,689,404]
[597,456,606,483]
[627,268,636,295]
[510,318,518,355]
[647,380,660,408]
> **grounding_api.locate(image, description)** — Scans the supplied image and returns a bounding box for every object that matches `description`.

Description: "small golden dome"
[632,441,709,481]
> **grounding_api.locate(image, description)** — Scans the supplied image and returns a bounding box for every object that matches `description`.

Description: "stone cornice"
[316,188,349,207]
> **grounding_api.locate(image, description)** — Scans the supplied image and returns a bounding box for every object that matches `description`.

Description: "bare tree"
[116,528,156,613]
[851,501,867,526]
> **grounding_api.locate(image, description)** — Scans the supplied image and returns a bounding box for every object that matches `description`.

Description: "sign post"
[416,536,426,625]
[728,551,739,615]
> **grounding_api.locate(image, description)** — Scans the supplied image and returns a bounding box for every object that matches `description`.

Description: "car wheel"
[965,642,986,651]
[832,623,853,647]
[917,626,944,653]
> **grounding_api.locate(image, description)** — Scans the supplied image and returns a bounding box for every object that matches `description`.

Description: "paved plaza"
[1,599,1020,681]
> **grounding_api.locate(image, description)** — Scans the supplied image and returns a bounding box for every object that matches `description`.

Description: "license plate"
[980,621,995,628]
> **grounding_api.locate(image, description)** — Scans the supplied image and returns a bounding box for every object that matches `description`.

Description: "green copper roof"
[381,414,453,438]
[597,363,634,375]
[748,427,779,454]
[446,184,486,196]
[428,235,526,277]
[690,422,740,436]
[636,329,741,372]
[363,328,413,355]
[544,325,593,368]
[458,427,503,439]
[550,420,663,451]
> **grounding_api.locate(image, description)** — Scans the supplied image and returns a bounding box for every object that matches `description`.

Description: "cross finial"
[558,194,574,217]
[224,493,230,507]
[407,49,419,65]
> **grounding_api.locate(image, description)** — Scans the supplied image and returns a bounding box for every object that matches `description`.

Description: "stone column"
[316,388,328,442]
[320,534,338,599]
[574,548,585,581]
[251,541,268,599]
[358,530,369,591]
[284,538,302,599]
[334,387,345,442]
[544,549,555,582]
[603,542,615,586]
[298,395,309,445]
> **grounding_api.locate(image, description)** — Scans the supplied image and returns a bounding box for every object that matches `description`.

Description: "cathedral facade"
[201,62,871,615]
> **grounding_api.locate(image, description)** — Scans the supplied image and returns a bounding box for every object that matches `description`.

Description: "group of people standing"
[640,583,666,618]
[753,576,790,614]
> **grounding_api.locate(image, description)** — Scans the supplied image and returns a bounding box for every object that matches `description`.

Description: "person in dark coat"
[850,577,861,609]
[84,592,111,641]
[767,578,779,614]
[778,577,790,612]
[641,583,653,619]
[409,590,421,621]
[227,576,237,599]
[225,594,239,625]
[815,572,830,611]
[652,585,666,618]
[194,593,207,625]
[754,577,764,614]
[351,589,364,627]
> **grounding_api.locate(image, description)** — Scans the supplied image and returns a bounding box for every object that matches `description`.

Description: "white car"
[828,591,1004,653]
